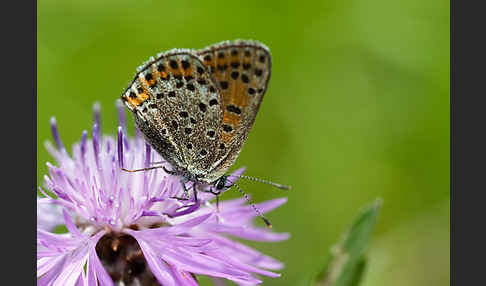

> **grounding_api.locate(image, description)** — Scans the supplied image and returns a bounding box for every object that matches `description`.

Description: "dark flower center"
[96,233,160,286]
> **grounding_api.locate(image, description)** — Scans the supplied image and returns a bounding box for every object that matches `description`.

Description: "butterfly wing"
[121,51,225,177]
[196,40,272,180]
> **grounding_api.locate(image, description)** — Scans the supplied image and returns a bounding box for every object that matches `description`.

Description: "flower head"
[37,101,289,285]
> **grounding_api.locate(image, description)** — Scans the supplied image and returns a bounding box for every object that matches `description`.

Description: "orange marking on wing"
[127,81,150,107]
[217,57,226,67]
[141,77,156,88]
[230,52,239,63]
[219,58,253,133]
[203,56,215,69]
[144,70,157,86]
[126,92,148,107]
[221,88,249,141]
[222,112,240,127]
[206,62,215,69]
[122,95,134,109]
[147,78,156,86]
[182,67,193,77]
[231,82,251,107]
[221,132,233,143]
[171,69,181,78]
[138,92,149,103]
[159,71,168,79]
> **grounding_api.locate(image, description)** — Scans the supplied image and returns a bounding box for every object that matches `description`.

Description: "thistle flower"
[37,101,289,286]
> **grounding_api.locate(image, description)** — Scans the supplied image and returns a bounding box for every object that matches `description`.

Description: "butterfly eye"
[215,175,228,190]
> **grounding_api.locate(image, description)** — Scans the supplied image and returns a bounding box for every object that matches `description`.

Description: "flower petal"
[74,272,87,286]
[169,264,199,286]
[63,208,83,238]
[37,255,68,286]
[37,198,64,231]
[226,167,246,185]
[131,231,261,284]
[208,224,290,242]
[37,231,105,286]
[160,246,261,284]
[87,245,114,286]
[134,238,177,285]
[208,234,285,270]
[51,242,90,286]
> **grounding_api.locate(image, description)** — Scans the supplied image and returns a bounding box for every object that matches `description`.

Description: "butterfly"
[121,40,287,225]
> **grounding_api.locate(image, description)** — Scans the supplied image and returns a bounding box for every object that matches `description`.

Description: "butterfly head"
[214,175,229,191]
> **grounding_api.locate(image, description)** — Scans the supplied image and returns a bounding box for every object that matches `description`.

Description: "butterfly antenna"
[234,175,291,190]
[232,183,273,228]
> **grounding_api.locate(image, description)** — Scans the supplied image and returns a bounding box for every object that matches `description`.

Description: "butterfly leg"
[170,181,202,216]
[181,178,191,199]
[120,164,171,173]
[171,180,200,208]
[192,182,198,202]
[162,166,178,175]
[171,178,191,200]
[199,187,221,196]
[121,165,164,172]
[199,187,222,217]
[213,189,222,223]
[169,196,191,201]
[162,166,194,201]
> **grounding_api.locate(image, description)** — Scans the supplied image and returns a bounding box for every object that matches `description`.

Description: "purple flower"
[37,101,289,286]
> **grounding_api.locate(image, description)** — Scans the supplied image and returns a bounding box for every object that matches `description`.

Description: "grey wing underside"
[121,51,225,176]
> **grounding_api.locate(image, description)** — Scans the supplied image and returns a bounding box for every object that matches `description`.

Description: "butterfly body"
[121,40,271,186]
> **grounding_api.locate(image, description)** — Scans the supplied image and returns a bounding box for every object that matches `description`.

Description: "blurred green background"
[37,0,449,285]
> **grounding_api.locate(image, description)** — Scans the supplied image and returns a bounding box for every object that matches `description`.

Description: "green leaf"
[312,198,383,286]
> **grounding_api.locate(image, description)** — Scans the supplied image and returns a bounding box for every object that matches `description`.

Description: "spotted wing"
[121,51,225,175]
[196,40,271,178]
